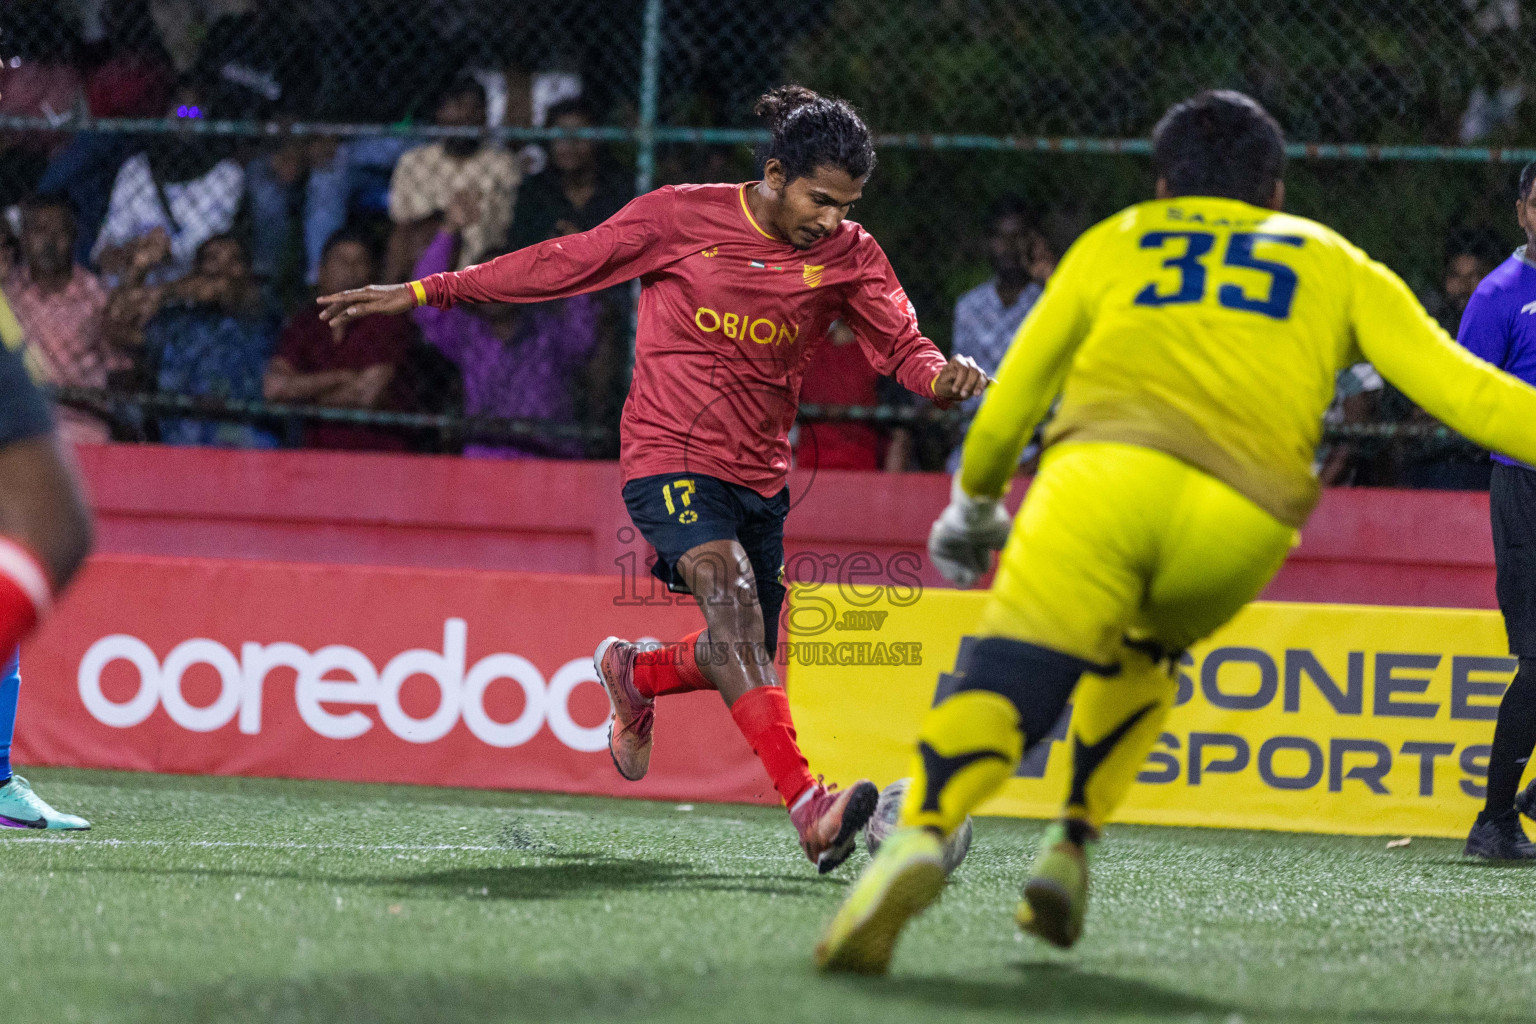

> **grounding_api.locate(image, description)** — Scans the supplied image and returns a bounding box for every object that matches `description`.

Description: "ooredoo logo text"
[76,619,612,752]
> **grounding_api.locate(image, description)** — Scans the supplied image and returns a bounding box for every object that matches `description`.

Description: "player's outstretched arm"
[327,189,682,329]
[837,244,967,403]
[317,283,415,329]
[1354,258,1536,468]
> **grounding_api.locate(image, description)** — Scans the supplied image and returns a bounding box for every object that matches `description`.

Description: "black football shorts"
[622,472,789,654]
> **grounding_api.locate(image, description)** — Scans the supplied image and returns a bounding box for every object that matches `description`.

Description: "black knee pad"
[952,637,1107,745]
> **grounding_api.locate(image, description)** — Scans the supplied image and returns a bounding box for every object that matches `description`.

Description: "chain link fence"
[0,0,1531,481]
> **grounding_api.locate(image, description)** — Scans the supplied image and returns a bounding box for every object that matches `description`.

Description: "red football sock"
[633,628,714,699]
[730,685,815,807]
[0,537,50,653]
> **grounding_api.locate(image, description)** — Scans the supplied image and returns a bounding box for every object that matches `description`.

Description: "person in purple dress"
[411,188,605,458]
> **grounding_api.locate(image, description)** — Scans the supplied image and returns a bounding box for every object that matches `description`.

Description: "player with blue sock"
[0,647,89,829]
[0,287,96,829]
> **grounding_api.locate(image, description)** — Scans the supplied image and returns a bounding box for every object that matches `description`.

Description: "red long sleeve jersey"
[419,182,949,496]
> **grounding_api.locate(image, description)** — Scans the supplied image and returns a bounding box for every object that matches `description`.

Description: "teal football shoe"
[0,775,90,830]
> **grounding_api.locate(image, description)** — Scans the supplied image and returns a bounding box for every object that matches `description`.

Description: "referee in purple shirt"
[1457,160,1536,859]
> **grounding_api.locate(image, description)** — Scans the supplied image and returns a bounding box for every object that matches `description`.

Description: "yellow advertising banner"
[784,588,1512,837]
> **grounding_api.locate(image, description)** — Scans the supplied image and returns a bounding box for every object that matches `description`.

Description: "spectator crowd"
[0,1,632,458]
[0,1,1517,487]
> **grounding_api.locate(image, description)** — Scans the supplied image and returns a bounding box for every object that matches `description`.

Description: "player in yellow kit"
[816,90,1536,975]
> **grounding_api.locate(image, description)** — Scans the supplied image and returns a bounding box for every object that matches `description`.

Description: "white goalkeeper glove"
[927,476,1013,588]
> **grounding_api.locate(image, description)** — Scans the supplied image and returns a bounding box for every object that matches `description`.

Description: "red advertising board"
[76,444,1502,610]
[13,555,777,805]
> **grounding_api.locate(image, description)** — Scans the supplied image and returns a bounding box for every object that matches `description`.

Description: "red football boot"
[594,636,654,781]
[790,778,880,874]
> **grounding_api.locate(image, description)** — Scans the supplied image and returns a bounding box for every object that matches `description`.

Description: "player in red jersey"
[320,86,988,872]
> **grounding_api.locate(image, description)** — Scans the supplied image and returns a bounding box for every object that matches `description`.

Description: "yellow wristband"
[408,280,427,307]
[930,371,942,396]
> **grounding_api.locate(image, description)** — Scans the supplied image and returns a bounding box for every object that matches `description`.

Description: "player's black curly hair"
[755,85,876,184]
[1518,160,1536,203]
[1152,90,1285,208]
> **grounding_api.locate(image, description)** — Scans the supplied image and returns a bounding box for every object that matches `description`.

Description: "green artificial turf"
[1,766,1531,1023]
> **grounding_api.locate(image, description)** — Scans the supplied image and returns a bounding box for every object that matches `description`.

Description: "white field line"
[0,837,519,853]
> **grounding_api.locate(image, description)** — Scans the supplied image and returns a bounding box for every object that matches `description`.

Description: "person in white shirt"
[383,72,520,282]
[945,198,1056,472]
[91,89,245,285]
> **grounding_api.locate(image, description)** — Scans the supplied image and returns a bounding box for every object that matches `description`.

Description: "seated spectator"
[112,234,278,448]
[509,98,632,250]
[299,135,413,286]
[190,0,326,291]
[793,321,912,472]
[185,0,411,290]
[91,84,245,284]
[264,229,414,451]
[40,0,175,267]
[946,197,1056,472]
[1,195,127,444]
[411,189,599,458]
[385,72,520,282]
[384,71,522,282]
[1382,229,1505,488]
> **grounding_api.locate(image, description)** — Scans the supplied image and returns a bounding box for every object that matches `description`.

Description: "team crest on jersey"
[701,246,719,258]
[803,264,824,288]
[887,286,917,324]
